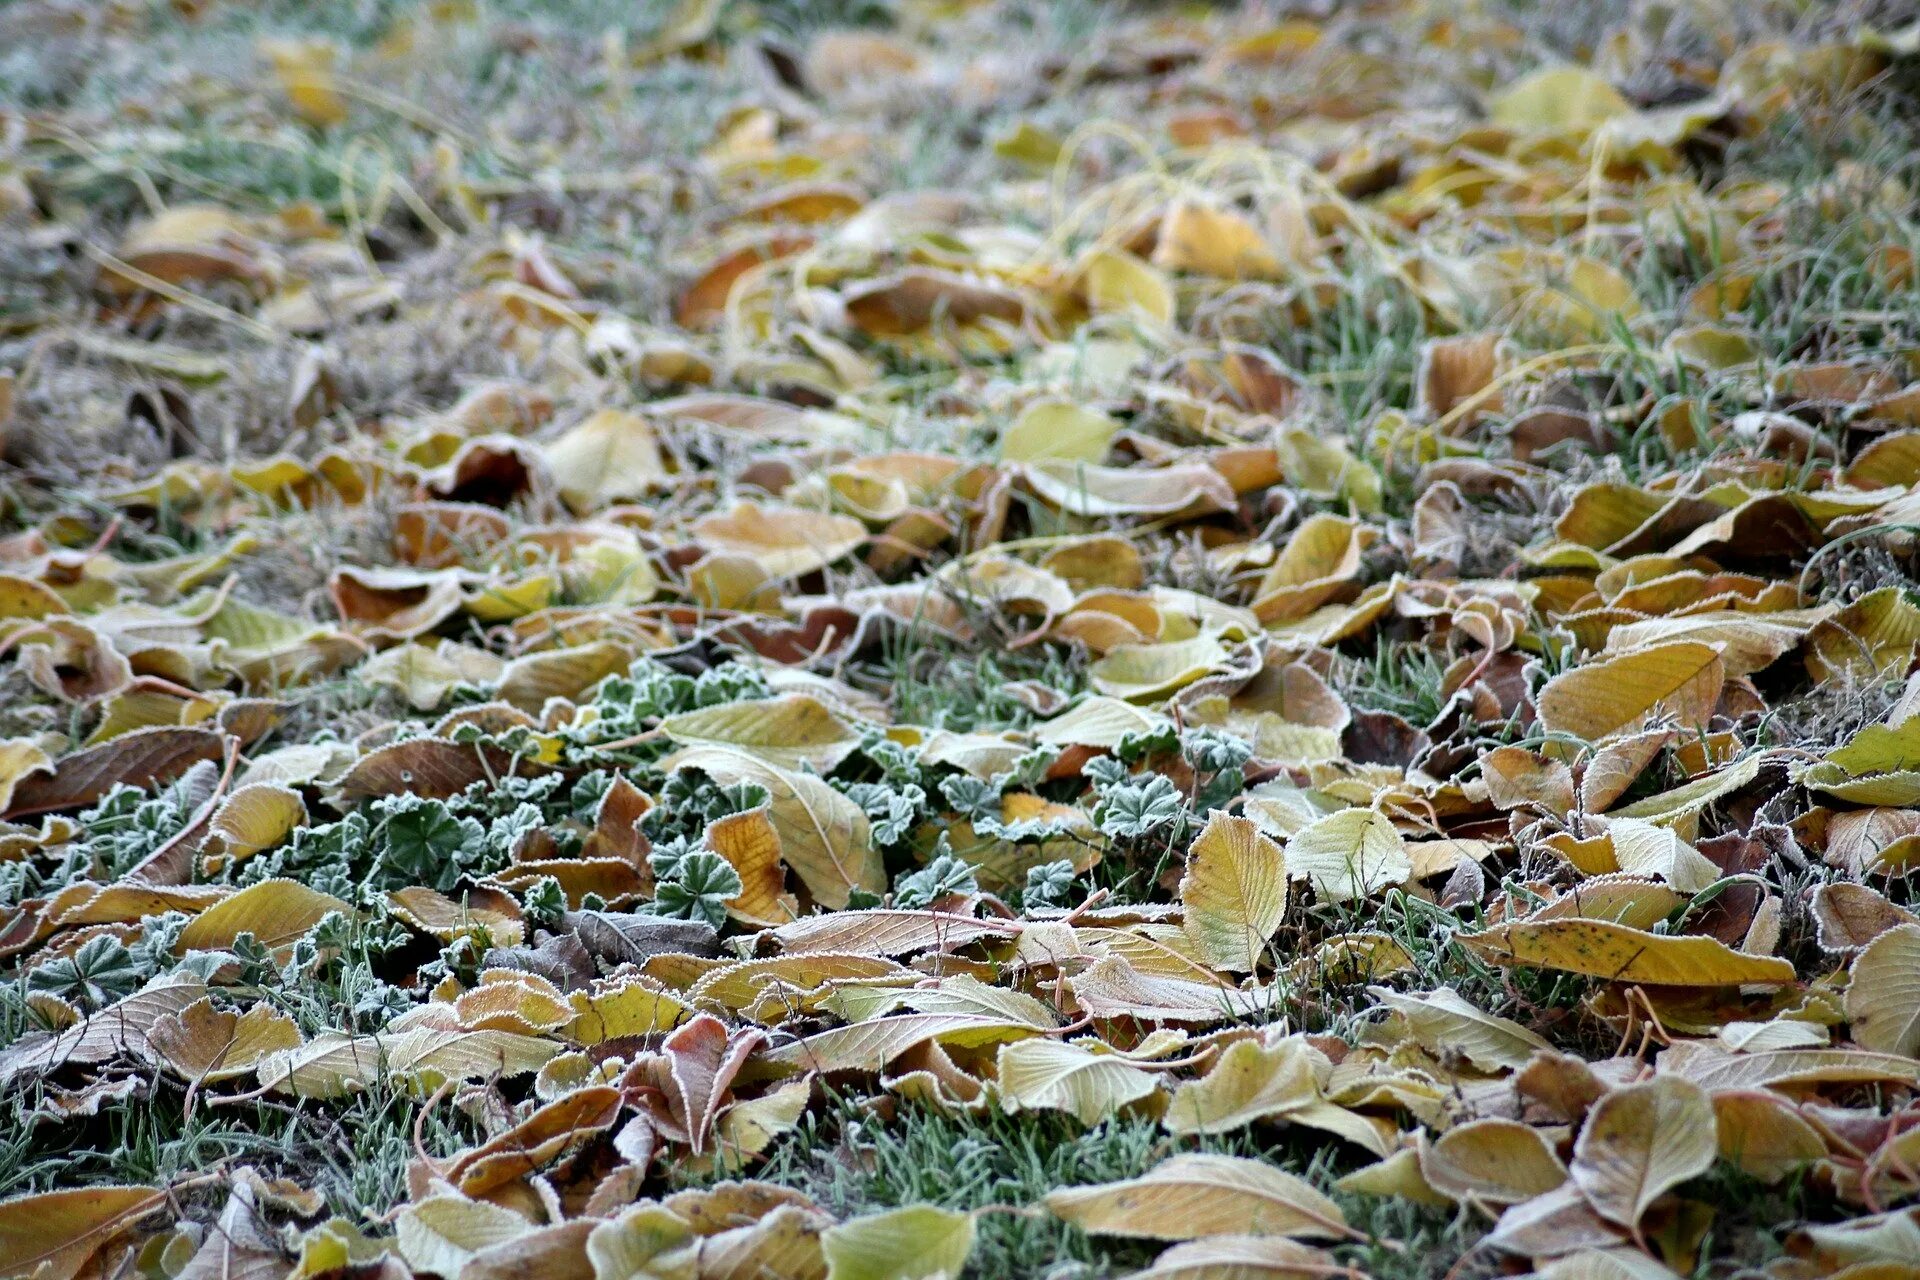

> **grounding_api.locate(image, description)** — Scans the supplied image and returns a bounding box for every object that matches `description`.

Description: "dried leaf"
[1460,919,1797,986]
[997,1037,1161,1124]
[0,1185,167,1280]
[1845,922,1920,1056]
[1570,1076,1716,1233]
[1179,812,1288,972]
[1044,1154,1352,1241]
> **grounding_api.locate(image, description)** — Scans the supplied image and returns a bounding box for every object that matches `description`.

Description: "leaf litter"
[3,0,1920,1277]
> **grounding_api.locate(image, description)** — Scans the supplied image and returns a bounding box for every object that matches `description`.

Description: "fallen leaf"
[396,1196,532,1278]
[1044,1154,1353,1242]
[1421,1118,1569,1206]
[1845,922,1920,1056]
[666,746,881,909]
[660,693,861,772]
[1164,1035,1321,1135]
[1536,643,1725,743]
[1284,808,1411,904]
[1461,919,1797,986]
[1367,985,1551,1072]
[0,1185,167,1280]
[1179,812,1288,971]
[1570,1076,1716,1234]
[996,1037,1161,1124]
[821,1204,973,1280]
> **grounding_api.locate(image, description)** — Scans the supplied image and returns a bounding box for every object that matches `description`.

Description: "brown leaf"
[332,737,520,802]
[3,727,226,819]
[447,1086,624,1195]
[0,1184,168,1280]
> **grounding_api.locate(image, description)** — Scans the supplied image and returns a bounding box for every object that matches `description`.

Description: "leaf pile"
[4,0,1920,1277]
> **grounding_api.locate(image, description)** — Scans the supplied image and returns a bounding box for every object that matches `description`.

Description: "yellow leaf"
[705,807,797,926]
[455,972,574,1035]
[174,878,351,954]
[0,1185,167,1280]
[692,502,867,579]
[1044,1153,1352,1242]
[0,738,55,814]
[660,693,861,772]
[1420,1118,1568,1206]
[929,557,1070,623]
[1179,812,1288,971]
[1034,697,1174,749]
[256,1027,558,1098]
[461,574,554,623]
[766,1013,1040,1074]
[1022,459,1236,518]
[1570,1075,1716,1232]
[147,997,303,1083]
[1272,429,1383,514]
[261,38,349,127]
[1082,248,1175,326]
[388,886,525,947]
[993,120,1063,170]
[999,399,1120,464]
[826,971,1054,1027]
[635,0,725,61]
[688,552,777,611]
[586,1202,695,1280]
[1609,753,1765,825]
[1481,746,1576,814]
[544,408,668,510]
[359,641,504,711]
[396,1196,532,1278]
[1607,610,1816,679]
[1599,817,1722,895]
[997,1038,1161,1124]
[1712,1091,1827,1183]
[822,1205,973,1280]
[567,977,693,1044]
[1806,586,1920,681]
[694,953,907,1021]
[1334,1149,1450,1207]
[1537,1249,1692,1280]
[1252,515,1371,624]
[1845,923,1920,1056]
[1801,717,1920,806]
[1488,66,1631,133]
[203,783,307,862]
[1090,635,1230,702]
[1664,324,1758,371]
[1165,1035,1322,1135]
[1536,642,1725,743]
[665,745,881,909]
[1153,201,1283,280]
[1367,985,1551,1072]
[496,641,631,714]
[1283,808,1410,904]
[1124,1235,1340,1279]
[1473,248,1641,342]
[1462,918,1796,986]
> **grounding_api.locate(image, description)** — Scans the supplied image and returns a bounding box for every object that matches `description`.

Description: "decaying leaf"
[1044,1154,1354,1242]
[1179,812,1288,971]
[5,2,1917,1266]
[1570,1076,1717,1235]
[1461,919,1796,987]
[0,1185,168,1280]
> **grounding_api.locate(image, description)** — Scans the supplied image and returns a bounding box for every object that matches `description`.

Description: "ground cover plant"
[4,0,1920,1276]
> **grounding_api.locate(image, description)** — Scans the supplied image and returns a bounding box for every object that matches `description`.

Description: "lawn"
[2,1,1920,1277]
